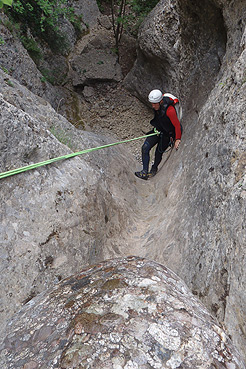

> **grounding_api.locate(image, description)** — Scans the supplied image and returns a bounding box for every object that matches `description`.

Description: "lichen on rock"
[0,257,244,368]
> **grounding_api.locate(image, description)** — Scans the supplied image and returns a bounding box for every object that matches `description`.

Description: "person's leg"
[150,135,170,174]
[142,135,159,173]
[135,135,159,180]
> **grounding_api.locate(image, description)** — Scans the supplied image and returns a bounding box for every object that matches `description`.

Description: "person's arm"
[166,105,181,150]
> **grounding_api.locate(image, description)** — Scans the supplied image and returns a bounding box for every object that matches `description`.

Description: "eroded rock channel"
[0,0,246,366]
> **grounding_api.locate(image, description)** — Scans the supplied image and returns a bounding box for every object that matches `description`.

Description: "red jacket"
[166,105,182,140]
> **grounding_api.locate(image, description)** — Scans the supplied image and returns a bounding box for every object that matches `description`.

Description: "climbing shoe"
[148,167,157,178]
[135,170,148,180]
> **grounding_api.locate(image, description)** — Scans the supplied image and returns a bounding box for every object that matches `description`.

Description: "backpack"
[163,93,183,121]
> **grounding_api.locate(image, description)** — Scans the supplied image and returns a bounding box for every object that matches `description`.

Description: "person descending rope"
[135,89,182,180]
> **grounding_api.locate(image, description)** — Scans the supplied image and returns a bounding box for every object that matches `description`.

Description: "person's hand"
[174,139,181,150]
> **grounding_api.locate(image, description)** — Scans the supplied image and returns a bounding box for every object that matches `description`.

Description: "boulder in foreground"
[0,256,244,368]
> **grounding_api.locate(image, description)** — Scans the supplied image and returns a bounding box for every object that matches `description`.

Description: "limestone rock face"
[123,0,246,361]
[0,257,244,369]
[68,0,100,27]
[69,27,123,87]
[0,69,138,331]
[124,0,227,108]
[0,0,101,107]
[0,14,52,99]
[0,13,71,112]
[1,0,246,364]
[70,48,122,86]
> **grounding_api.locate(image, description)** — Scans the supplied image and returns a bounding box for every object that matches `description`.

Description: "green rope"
[0,132,159,180]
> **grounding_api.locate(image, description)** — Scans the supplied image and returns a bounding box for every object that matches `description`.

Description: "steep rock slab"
[0,257,244,368]
[122,0,246,361]
[0,13,71,111]
[0,70,138,332]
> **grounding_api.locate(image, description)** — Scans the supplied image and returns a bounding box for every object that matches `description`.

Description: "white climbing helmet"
[148,89,163,103]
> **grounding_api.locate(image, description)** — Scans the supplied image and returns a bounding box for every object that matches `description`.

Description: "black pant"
[142,133,171,172]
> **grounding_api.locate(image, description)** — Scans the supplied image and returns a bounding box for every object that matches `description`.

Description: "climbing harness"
[0,131,159,180]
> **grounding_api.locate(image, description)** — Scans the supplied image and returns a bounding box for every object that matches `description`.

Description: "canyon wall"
[0,0,245,364]
[124,0,246,359]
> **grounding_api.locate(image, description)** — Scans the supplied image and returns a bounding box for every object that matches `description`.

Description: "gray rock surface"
[68,0,100,27]
[0,257,244,369]
[124,0,226,108]
[0,7,123,123]
[0,13,70,112]
[1,0,246,365]
[69,27,123,87]
[0,0,101,107]
[0,69,138,332]
[0,14,52,99]
[123,0,246,361]
[70,48,122,86]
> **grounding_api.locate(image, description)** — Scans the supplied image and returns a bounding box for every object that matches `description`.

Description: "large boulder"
[69,26,123,87]
[70,48,122,86]
[0,257,244,369]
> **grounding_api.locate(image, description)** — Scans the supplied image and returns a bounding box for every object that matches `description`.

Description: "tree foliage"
[0,0,13,8]
[6,0,76,52]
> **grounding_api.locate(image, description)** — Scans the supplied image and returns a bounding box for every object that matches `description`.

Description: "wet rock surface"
[0,256,244,369]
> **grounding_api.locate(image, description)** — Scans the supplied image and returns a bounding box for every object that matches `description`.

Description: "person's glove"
[153,127,160,135]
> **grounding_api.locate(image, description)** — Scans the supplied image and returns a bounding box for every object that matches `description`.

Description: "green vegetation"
[130,0,159,15]
[20,36,42,63]
[0,0,13,9]
[70,14,86,38]
[6,79,14,87]
[1,0,157,87]
[1,66,9,74]
[6,0,78,54]
[39,68,56,85]
[2,0,157,61]
[39,67,67,85]
[129,0,159,35]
